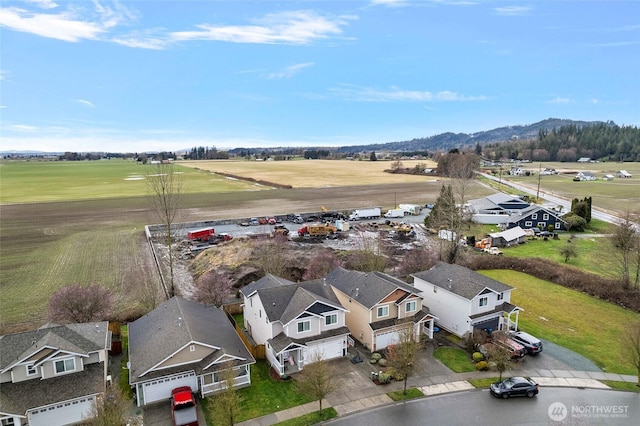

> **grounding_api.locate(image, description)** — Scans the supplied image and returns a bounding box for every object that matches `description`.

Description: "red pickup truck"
[171,387,199,426]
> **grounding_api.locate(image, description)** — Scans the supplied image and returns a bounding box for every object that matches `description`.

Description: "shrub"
[475,361,489,371]
[370,358,377,364]
[377,358,387,367]
[371,352,382,361]
[378,373,392,384]
[473,352,485,363]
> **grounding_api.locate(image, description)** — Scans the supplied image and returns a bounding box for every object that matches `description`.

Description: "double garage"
[136,371,198,406]
[304,336,347,362]
[28,396,96,426]
[374,329,400,351]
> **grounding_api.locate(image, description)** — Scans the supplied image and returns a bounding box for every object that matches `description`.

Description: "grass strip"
[468,378,500,388]
[272,408,338,426]
[601,381,640,392]
[388,388,424,401]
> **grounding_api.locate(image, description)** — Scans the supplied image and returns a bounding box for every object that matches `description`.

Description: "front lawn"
[468,377,500,388]
[480,270,638,375]
[203,361,313,423]
[433,347,475,373]
[601,381,640,392]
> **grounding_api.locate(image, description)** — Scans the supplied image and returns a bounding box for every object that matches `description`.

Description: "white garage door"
[142,372,198,405]
[375,330,399,350]
[29,396,95,426]
[305,338,344,361]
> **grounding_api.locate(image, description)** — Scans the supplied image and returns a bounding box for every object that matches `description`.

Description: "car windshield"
[502,379,514,388]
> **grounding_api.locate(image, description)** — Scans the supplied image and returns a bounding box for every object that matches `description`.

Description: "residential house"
[412,262,521,338]
[468,193,531,225]
[128,297,255,406]
[509,167,523,176]
[0,322,111,426]
[502,205,568,232]
[574,171,597,181]
[617,170,632,178]
[489,226,527,248]
[240,275,350,377]
[325,268,437,352]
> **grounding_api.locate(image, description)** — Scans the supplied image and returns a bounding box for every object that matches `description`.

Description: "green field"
[0,160,263,204]
[481,270,638,375]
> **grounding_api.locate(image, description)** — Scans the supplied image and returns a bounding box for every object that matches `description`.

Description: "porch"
[200,365,251,396]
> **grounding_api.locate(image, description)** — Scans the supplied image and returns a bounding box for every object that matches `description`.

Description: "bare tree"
[347,231,388,272]
[147,162,184,298]
[194,270,234,307]
[303,249,342,280]
[208,362,243,426]
[611,211,640,289]
[295,352,338,419]
[397,246,437,277]
[625,321,640,387]
[254,234,290,278]
[387,326,422,394]
[48,284,114,323]
[486,331,514,381]
[559,240,578,263]
[85,385,139,426]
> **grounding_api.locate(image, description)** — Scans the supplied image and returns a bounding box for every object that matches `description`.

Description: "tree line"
[482,123,640,162]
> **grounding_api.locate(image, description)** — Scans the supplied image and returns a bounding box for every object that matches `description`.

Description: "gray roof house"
[412,262,521,338]
[468,193,531,224]
[128,297,255,406]
[325,267,437,352]
[240,274,350,377]
[502,205,568,232]
[489,226,528,247]
[0,322,111,426]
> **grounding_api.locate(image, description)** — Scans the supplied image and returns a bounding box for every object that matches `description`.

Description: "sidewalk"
[237,369,638,426]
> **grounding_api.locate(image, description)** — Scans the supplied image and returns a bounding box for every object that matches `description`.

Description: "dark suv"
[510,331,543,355]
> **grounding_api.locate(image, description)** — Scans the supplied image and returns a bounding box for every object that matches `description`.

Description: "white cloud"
[170,10,353,45]
[75,99,95,108]
[548,97,571,104]
[24,0,58,10]
[267,62,314,79]
[112,30,170,50]
[331,84,487,102]
[494,6,531,16]
[9,124,38,132]
[369,0,408,7]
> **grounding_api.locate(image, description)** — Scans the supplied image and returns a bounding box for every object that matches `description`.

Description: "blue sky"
[1,0,639,153]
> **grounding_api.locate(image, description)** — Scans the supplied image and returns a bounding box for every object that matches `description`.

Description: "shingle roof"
[412,262,513,300]
[128,297,254,383]
[267,326,350,354]
[0,322,109,372]
[0,362,105,416]
[489,226,527,242]
[325,267,419,309]
[240,274,295,298]
[252,277,345,325]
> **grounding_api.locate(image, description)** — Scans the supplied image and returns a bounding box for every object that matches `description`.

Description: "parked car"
[259,217,268,225]
[480,339,526,360]
[268,217,277,225]
[171,386,199,426]
[510,331,543,355]
[490,377,539,399]
[249,217,259,226]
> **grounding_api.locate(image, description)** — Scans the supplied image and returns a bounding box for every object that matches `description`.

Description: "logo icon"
[548,402,568,422]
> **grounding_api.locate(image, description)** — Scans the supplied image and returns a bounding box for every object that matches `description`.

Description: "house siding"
[413,278,472,337]
[244,294,273,345]
[332,289,374,349]
[156,343,212,369]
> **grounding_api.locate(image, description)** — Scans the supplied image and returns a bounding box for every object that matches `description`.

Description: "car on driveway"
[510,331,543,355]
[490,377,538,399]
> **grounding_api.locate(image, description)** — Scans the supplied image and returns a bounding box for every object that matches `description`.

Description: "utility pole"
[536,163,542,202]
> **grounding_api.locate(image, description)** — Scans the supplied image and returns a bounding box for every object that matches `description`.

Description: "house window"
[497,293,504,301]
[54,358,75,374]
[433,286,437,293]
[2,417,16,426]
[555,222,561,229]
[525,221,532,227]
[297,321,310,333]
[543,213,549,220]
[377,305,389,318]
[405,300,417,313]
[259,309,261,318]
[26,363,37,376]
[325,314,337,326]
[189,344,196,352]
[479,297,488,307]
[538,222,546,230]
[532,213,538,220]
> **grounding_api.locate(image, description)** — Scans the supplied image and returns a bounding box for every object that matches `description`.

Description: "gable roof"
[240,274,296,298]
[248,276,346,325]
[0,322,109,373]
[412,262,513,300]
[505,205,567,225]
[489,226,527,242]
[326,267,421,309]
[128,297,254,383]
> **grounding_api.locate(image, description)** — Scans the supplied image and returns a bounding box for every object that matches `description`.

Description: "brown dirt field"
[0,181,493,333]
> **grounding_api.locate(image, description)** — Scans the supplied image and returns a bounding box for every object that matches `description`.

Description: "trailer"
[384,208,406,218]
[398,204,422,215]
[348,207,381,221]
[187,227,215,242]
[298,223,338,237]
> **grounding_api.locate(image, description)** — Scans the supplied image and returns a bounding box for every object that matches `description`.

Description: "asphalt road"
[325,388,640,426]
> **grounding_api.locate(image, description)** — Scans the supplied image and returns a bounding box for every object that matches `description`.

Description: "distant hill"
[336,118,612,154]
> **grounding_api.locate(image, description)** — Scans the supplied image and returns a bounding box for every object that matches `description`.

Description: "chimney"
[355,288,359,297]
